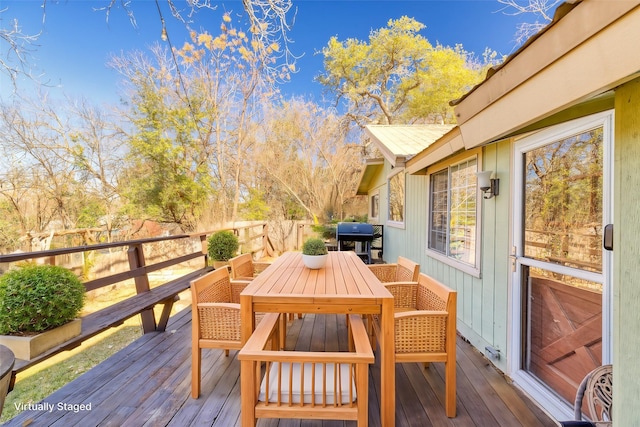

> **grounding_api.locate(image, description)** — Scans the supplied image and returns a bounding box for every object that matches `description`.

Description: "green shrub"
[302,237,328,256]
[207,230,239,262]
[0,264,85,335]
[311,224,337,240]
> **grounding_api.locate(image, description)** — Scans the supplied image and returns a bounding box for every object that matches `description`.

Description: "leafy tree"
[407,44,488,122]
[114,48,214,231]
[318,16,486,126]
[112,12,286,229]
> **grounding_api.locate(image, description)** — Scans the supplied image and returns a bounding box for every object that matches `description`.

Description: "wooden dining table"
[239,250,396,427]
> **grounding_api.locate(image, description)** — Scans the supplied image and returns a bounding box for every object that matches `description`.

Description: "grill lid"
[336,223,374,240]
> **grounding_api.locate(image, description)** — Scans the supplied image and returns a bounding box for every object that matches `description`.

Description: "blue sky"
[0,1,533,104]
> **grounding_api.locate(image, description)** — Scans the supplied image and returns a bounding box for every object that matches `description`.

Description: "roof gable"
[365,124,455,167]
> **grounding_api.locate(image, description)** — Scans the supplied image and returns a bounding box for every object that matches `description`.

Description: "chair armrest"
[367,264,398,282]
[240,314,373,365]
[384,282,418,309]
[239,312,281,356]
[348,315,375,359]
[394,310,449,353]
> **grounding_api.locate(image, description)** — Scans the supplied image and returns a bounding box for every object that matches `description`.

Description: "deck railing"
[0,222,274,376]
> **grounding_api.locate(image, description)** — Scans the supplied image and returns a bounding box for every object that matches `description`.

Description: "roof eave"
[355,158,384,195]
[406,127,464,175]
[453,0,640,149]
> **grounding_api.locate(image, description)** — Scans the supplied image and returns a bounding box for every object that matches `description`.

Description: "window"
[428,156,479,271]
[370,192,380,220]
[388,170,405,225]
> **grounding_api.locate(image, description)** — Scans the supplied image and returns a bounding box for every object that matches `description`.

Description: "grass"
[0,274,192,423]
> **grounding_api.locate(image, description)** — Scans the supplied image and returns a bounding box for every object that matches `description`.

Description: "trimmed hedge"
[0,264,85,335]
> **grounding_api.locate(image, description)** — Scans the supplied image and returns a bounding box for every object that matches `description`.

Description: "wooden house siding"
[357,4,640,421]
[613,77,640,425]
[372,140,513,373]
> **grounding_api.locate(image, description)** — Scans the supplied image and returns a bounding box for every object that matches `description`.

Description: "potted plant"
[0,263,85,360]
[207,230,239,269]
[301,237,329,269]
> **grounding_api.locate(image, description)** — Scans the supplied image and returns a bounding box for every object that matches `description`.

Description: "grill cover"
[336,223,374,241]
[336,223,374,264]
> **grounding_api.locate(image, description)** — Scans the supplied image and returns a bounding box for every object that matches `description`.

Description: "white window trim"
[425,151,482,277]
[386,167,405,229]
[507,110,614,421]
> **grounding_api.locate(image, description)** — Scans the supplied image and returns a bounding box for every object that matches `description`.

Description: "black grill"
[336,223,375,264]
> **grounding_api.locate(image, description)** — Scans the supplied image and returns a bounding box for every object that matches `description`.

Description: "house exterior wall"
[373,140,513,373]
[613,77,640,424]
[363,79,640,421]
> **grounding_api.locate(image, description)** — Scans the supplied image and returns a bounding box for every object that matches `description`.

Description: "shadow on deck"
[4,309,557,426]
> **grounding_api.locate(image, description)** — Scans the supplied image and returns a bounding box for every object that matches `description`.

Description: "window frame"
[386,168,406,229]
[426,150,482,277]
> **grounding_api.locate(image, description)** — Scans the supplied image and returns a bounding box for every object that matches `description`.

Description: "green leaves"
[0,264,85,335]
[319,16,487,125]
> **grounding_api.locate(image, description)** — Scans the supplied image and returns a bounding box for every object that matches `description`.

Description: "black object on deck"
[336,222,375,264]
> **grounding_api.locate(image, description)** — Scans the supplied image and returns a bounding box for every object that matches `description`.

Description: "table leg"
[240,294,255,427]
[380,297,395,427]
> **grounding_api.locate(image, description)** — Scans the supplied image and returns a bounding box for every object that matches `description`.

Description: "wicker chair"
[228,253,272,281]
[560,365,612,427]
[230,253,302,336]
[190,267,258,398]
[367,256,420,283]
[371,272,457,417]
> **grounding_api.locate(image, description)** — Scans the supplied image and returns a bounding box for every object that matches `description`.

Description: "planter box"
[0,319,82,361]
[213,261,230,270]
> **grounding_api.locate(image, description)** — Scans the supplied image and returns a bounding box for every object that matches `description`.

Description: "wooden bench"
[12,267,213,375]
[371,272,458,418]
[239,313,374,427]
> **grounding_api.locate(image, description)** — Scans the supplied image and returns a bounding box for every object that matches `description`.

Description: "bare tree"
[497,0,562,46]
[0,95,127,247]
[0,6,42,90]
[257,99,363,223]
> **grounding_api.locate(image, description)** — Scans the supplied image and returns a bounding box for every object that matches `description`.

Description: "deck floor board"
[4,309,556,427]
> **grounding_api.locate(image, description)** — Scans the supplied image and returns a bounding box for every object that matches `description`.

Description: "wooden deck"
[4,309,557,426]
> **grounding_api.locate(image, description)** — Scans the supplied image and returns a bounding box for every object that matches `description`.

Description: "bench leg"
[156,296,178,332]
[140,308,157,334]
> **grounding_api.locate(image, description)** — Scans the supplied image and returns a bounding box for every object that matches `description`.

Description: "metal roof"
[364,124,456,166]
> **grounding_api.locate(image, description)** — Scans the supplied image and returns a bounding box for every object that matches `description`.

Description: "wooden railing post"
[200,234,209,268]
[127,244,156,334]
[262,223,274,257]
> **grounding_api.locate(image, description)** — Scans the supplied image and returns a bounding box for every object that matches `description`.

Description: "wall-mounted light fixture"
[477,171,499,199]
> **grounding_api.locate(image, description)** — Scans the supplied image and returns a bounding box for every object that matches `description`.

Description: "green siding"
[361,65,640,427]
[371,142,512,372]
[613,78,640,424]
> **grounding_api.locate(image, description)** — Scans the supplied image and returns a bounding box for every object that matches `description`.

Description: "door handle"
[603,224,613,251]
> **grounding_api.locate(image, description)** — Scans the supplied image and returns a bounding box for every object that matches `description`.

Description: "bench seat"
[13,267,213,374]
